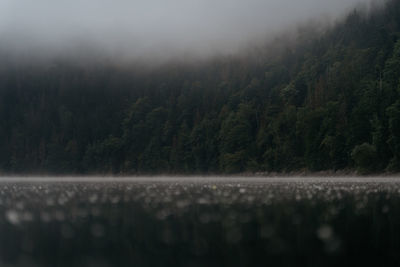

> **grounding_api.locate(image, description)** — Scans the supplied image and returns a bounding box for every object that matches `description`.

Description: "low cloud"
[0,0,382,60]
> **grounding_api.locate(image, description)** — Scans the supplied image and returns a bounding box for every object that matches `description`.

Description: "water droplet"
[89,194,98,203]
[197,197,209,205]
[110,196,120,204]
[382,205,390,213]
[55,211,65,221]
[58,196,68,205]
[317,225,333,241]
[46,198,55,206]
[40,212,51,223]
[16,201,24,210]
[5,210,20,225]
[176,200,190,209]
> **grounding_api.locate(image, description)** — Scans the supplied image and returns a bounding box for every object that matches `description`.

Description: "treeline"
[1,0,400,174]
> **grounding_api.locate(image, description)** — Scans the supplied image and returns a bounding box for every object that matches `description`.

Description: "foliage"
[351,143,377,174]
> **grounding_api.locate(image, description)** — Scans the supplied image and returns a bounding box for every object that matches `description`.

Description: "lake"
[0,176,399,267]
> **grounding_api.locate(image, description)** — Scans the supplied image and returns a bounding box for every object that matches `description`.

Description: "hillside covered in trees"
[1,0,400,174]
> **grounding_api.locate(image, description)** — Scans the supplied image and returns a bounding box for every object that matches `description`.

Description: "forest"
[1,0,400,174]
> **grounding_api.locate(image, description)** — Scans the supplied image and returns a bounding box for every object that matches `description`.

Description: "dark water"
[0,177,400,267]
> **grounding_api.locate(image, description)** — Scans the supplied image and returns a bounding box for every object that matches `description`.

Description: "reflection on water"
[0,177,399,266]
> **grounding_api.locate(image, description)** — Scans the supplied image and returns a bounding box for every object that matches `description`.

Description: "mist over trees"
[0,0,380,61]
[0,0,400,174]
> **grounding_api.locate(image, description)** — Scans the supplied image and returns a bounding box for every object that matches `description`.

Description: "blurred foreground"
[0,177,399,267]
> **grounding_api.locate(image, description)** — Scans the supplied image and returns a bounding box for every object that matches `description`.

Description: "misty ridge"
[1,0,400,175]
[0,0,386,65]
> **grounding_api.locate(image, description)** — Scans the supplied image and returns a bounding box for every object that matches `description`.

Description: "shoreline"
[0,170,399,178]
[0,170,399,182]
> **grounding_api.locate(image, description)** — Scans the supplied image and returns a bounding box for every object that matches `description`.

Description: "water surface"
[0,176,399,267]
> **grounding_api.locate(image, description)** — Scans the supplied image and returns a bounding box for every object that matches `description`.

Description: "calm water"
[0,176,399,267]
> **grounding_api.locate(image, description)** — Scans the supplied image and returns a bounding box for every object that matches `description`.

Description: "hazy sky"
[0,0,380,59]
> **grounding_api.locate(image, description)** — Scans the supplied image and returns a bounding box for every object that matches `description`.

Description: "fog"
[0,0,383,61]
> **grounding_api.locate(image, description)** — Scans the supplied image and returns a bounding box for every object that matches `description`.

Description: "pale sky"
[0,0,382,59]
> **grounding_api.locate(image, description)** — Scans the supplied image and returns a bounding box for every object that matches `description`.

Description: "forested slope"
[1,0,400,174]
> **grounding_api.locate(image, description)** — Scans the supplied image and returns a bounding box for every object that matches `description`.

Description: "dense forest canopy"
[1,0,400,174]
